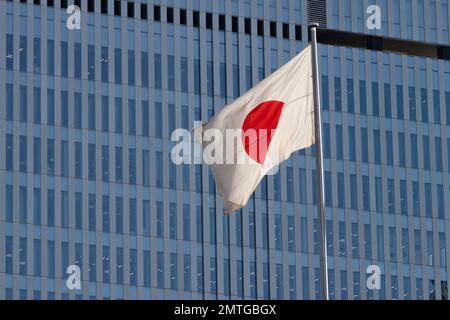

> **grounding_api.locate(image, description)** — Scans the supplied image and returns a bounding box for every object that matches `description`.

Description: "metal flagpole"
[310,23,329,300]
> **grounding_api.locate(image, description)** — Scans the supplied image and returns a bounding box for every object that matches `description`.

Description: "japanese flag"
[195,45,315,214]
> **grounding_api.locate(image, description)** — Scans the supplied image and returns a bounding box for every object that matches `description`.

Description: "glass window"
[130,249,137,286]
[6,83,13,121]
[20,36,27,72]
[102,246,110,283]
[33,239,41,276]
[115,147,122,182]
[157,201,164,238]
[389,226,397,261]
[409,87,416,121]
[114,48,122,83]
[88,194,96,231]
[398,132,406,167]
[47,89,55,125]
[363,176,370,211]
[88,143,96,180]
[142,101,149,136]
[102,195,110,232]
[128,148,136,184]
[154,53,162,89]
[101,145,109,182]
[19,136,28,172]
[89,244,96,281]
[74,43,81,79]
[183,205,190,241]
[181,57,188,92]
[144,250,151,287]
[412,181,420,217]
[61,41,68,77]
[101,46,108,82]
[400,180,408,215]
[60,140,68,177]
[129,198,137,234]
[143,200,150,236]
[75,142,82,178]
[359,80,367,114]
[47,39,54,75]
[361,128,369,163]
[88,44,95,80]
[47,240,55,278]
[350,174,357,209]
[376,225,384,260]
[75,192,82,229]
[396,85,404,119]
[6,134,13,171]
[6,34,13,70]
[141,51,149,87]
[61,191,68,228]
[115,197,123,234]
[157,252,164,289]
[61,91,68,127]
[142,150,150,187]
[170,253,178,290]
[47,189,55,227]
[20,85,27,123]
[33,87,41,124]
[274,214,282,250]
[6,185,13,222]
[402,228,410,263]
[128,50,135,85]
[19,186,27,223]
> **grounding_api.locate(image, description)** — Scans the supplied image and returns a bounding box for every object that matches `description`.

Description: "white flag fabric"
[195,45,315,214]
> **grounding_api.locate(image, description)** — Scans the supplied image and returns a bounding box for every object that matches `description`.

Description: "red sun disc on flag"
[241,100,285,164]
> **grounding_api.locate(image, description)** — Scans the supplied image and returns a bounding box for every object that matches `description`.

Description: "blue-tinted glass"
[101,46,108,82]
[115,147,123,182]
[372,82,379,116]
[144,250,151,287]
[155,103,162,138]
[61,140,68,177]
[128,50,135,85]
[61,41,68,77]
[388,178,395,214]
[376,225,384,260]
[101,145,109,181]
[410,134,418,168]
[61,91,68,127]
[88,44,95,80]
[335,77,342,111]
[47,89,55,125]
[6,185,13,222]
[129,148,136,184]
[154,53,162,89]
[61,191,68,228]
[47,189,55,226]
[33,239,41,276]
[409,87,416,121]
[322,76,329,110]
[89,244,96,281]
[20,36,27,72]
[33,38,41,73]
[116,247,123,284]
[33,188,41,224]
[129,198,137,234]
[386,131,393,165]
[88,194,97,231]
[74,92,82,129]
[75,192,82,229]
[88,143,96,180]
[168,55,175,90]
[433,90,440,124]
[157,252,164,289]
[402,228,410,263]
[156,151,163,187]
[141,52,149,87]
[142,101,149,136]
[115,98,122,133]
[115,48,122,83]
[102,195,110,232]
[74,43,81,79]
[347,79,354,113]
[384,84,391,118]
[19,136,27,172]
[359,80,366,114]
[20,85,27,122]
[193,59,200,94]
[6,134,13,171]
[423,135,430,170]
[157,201,164,238]
[33,87,41,124]
[47,241,55,278]
[6,34,13,70]
[400,180,408,215]
[396,85,404,119]
[6,84,13,121]
[398,132,406,167]
[363,176,370,211]
[101,96,109,131]
[47,39,54,75]
[389,226,397,261]
[361,128,368,162]
[102,246,110,283]
[115,197,123,234]
[19,187,28,223]
[435,137,443,171]
[374,129,381,164]
[130,249,137,286]
[421,88,428,122]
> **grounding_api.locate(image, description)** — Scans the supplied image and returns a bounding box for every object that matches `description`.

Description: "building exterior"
[0,0,449,300]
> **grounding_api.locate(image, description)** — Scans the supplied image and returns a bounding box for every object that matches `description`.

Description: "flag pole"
[310,23,329,300]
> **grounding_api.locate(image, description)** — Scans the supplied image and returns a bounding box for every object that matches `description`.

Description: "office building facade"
[0,0,449,300]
